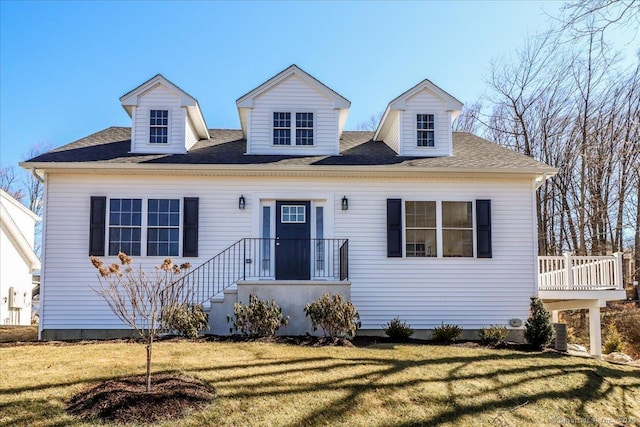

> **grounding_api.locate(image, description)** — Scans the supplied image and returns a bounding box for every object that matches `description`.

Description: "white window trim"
[416,113,436,148]
[272,112,292,146]
[403,199,477,259]
[405,201,437,257]
[148,108,172,145]
[271,110,316,147]
[106,197,183,258]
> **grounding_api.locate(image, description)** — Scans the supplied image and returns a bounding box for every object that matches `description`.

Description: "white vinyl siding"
[247,75,338,155]
[401,89,452,157]
[383,113,400,154]
[0,195,38,326]
[41,173,536,332]
[185,115,199,150]
[131,84,188,154]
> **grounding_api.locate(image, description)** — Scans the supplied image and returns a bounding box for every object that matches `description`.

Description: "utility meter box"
[8,287,25,309]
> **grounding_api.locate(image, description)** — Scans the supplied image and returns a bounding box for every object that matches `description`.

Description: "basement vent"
[554,323,568,352]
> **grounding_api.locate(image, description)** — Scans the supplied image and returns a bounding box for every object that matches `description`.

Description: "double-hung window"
[295,113,314,145]
[442,201,473,257]
[404,201,474,258]
[273,112,291,145]
[416,114,435,147]
[150,110,169,144]
[405,201,437,257]
[109,199,142,256]
[147,199,180,256]
[273,112,314,146]
[107,198,181,257]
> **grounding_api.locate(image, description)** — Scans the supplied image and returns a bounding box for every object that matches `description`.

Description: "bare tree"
[0,165,25,201]
[22,143,51,216]
[452,102,482,133]
[635,171,640,287]
[477,4,640,260]
[356,112,383,132]
[90,253,192,392]
[560,0,640,44]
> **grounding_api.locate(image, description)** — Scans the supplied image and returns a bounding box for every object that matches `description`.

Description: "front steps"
[207,280,351,336]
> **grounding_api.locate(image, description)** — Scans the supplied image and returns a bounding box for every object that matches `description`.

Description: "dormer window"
[416,114,435,147]
[273,111,314,146]
[295,113,314,146]
[149,110,169,144]
[273,112,291,145]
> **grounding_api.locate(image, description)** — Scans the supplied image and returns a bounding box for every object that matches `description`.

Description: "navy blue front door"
[275,201,311,280]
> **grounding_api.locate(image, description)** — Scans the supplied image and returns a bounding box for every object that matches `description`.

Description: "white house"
[0,189,40,325]
[22,65,624,353]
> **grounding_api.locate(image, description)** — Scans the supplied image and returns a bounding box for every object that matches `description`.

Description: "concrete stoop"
[207,280,351,336]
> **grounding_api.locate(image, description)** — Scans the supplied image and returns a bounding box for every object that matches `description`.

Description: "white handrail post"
[613,252,623,290]
[564,252,573,290]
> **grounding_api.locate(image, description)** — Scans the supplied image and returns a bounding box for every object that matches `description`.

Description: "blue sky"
[0,1,636,169]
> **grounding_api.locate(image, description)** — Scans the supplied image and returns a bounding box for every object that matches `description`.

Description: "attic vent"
[553,323,567,352]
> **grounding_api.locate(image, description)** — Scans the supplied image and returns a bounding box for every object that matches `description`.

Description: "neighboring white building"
[22,65,624,352]
[0,189,40,325]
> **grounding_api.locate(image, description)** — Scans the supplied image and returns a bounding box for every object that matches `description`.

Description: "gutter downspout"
[31,168,45,184]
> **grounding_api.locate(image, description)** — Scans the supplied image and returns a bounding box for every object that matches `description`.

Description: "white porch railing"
[538,252,624,291]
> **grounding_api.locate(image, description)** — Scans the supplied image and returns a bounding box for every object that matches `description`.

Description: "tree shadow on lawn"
[2,350,638,426]
[189,351,640,427]
[0,398,82,427]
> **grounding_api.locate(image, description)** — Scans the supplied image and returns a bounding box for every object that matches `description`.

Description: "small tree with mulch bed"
[524,296,554,350]
[90,253,192,392]
[67,373,215,424]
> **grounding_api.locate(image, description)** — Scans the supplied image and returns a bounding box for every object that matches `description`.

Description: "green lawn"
[1,341,638,426]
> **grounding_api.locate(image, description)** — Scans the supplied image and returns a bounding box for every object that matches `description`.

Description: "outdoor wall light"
[341,196,349,211]
[239,195,246,210]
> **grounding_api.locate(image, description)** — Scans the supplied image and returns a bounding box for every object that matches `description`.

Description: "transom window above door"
[281,205,306,223]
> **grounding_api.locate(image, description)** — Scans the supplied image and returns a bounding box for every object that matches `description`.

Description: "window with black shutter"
[387,199,403,257]
[89,196,106,256]
[183,197,199,257]
[476,199,492,258]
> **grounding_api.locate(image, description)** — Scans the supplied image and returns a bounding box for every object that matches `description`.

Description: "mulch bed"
[66,373,216,424]
[1,334,532,351]
[203,334,357,347]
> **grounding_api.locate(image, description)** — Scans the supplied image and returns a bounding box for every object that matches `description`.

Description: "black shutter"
[89,197,106,256]
[183,197,199,257]
[387,198,403,257]
[476,199,492,258]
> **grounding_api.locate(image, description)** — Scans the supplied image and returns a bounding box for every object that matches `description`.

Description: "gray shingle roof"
[24,127,554,173]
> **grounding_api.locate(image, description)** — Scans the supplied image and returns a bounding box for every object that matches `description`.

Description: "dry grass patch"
[0,325,37,343]
[0,341,638,426]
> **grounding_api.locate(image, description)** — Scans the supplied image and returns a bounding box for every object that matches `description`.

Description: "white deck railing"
[538,252,624,291]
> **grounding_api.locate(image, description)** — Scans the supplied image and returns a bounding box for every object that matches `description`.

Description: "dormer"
[374,79,463,157]
[236,65,351,155]
[120,74,209,154]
